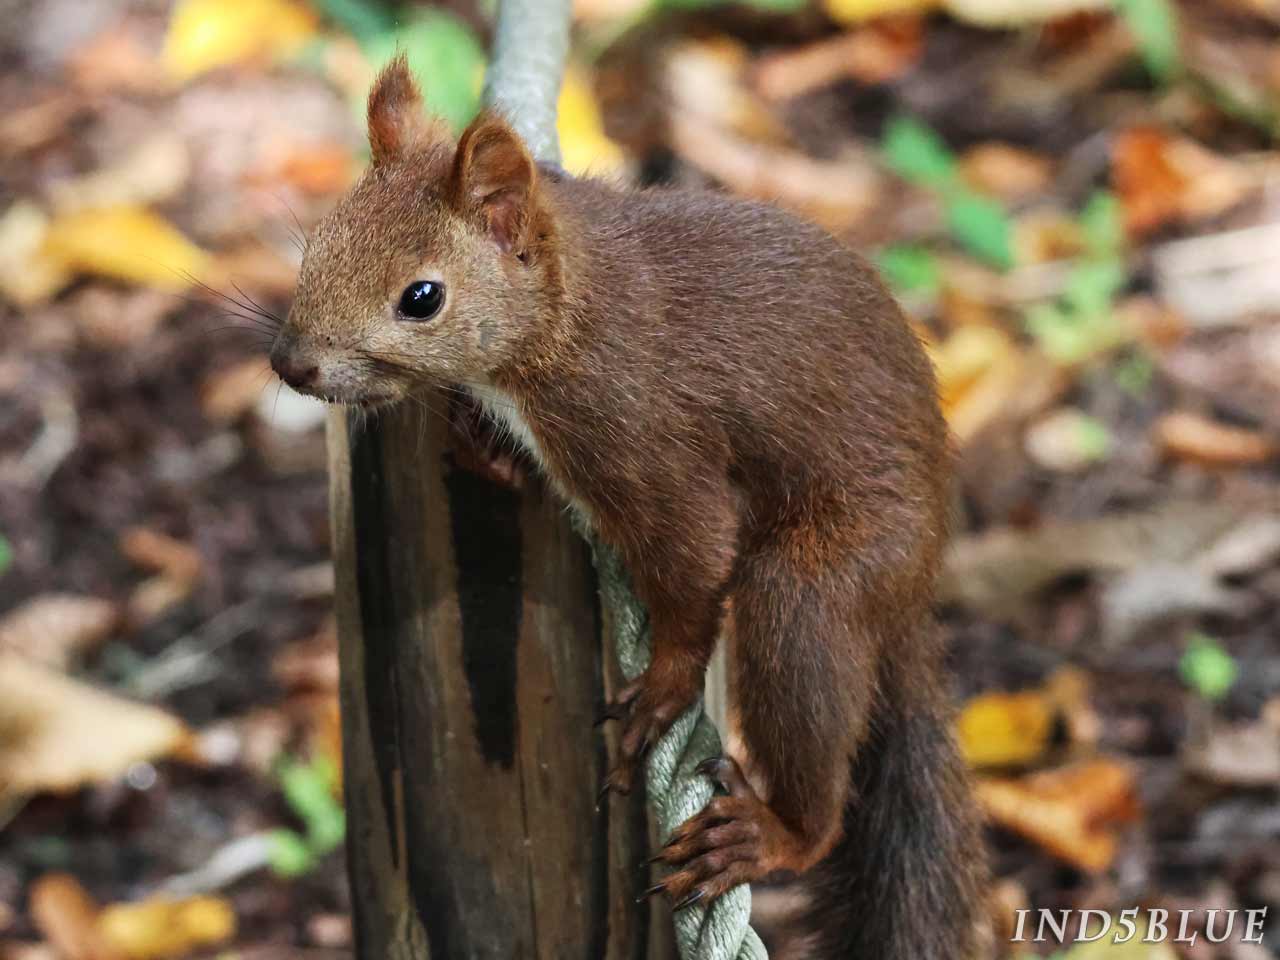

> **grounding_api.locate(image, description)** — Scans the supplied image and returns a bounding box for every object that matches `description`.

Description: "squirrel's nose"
[270,342,320,391]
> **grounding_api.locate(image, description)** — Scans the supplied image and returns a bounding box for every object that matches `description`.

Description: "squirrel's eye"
[397,280,445,321]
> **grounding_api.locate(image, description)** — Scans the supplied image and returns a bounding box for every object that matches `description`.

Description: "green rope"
[582,525,768,960]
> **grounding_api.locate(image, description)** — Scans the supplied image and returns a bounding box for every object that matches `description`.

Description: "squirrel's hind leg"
[648,536,875,903]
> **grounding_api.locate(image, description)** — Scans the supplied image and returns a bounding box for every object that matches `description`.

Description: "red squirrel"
[272,58,989,959]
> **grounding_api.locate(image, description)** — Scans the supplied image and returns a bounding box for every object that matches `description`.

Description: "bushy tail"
[797,664,989,960]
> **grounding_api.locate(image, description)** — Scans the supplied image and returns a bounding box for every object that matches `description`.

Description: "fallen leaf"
[250,142,355,196]
[667,109,879,232]
[929,325,1035,443]
[163,0,317,82]
[71,288,175,349]
[1185,705,1280,787]
[0,201,70,307]
[754,18,923,100]
[976,759,1140,871]
[127,577,195,626]
[957,689,1055,768]
[120,529,202,584]
[1112,128,1252,238]
[960,143,1053,202]
[824,0,936,26]
[29,874,122,960]
[558,68,626,177]
[1024,407,1112,472]
[0,653,190,797]
[48,136,190,215]
[0,595,120,669]
[1154,410,1276,466]
[40,207,211,292]
[273,621,338,694]
[98,895,236,960]
[944,0,1110,26]
[68,23,164,94]
[942,498,1274,618]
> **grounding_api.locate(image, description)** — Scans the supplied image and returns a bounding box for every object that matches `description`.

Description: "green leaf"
[278,757,346,854]
[267,829,317,878]
[1063,259,1126,317]
[878,245,941,295]
[1025,302,1120,365]
[946,191,1013,270]
[0,534,11,577]
[363,10,486,134]
[1180,632,1238,702]
[1115,0,1181,83]
[1073,414,1112,462]
[1079,191,1124,257]
[882,116,957,189]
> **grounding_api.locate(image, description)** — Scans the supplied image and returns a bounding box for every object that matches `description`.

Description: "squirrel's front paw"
[644,756,793,909]
[596,664,702,797]
[446,392,528,490]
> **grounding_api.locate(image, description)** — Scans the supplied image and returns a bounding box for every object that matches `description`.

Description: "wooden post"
[327,2,672,956]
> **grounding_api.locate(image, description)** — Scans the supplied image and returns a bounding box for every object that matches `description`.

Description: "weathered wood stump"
[329,403,674,959]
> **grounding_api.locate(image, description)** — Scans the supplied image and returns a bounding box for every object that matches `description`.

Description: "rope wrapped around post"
[582,523,768,960]
[484,3,765,953]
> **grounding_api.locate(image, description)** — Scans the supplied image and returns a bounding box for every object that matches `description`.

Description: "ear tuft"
[452,113,537,255]
[367,55,438,164]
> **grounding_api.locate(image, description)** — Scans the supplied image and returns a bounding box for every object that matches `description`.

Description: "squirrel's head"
[271,56,562,407]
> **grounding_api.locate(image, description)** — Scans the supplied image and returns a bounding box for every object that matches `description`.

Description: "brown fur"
[273,57,989,959]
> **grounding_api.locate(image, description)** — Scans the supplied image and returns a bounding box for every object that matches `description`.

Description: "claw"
[694,756,724,778]
[636,882,666,904]
[673,890,705,912]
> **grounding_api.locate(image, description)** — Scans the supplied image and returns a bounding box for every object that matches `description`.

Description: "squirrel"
[271,57,990,959]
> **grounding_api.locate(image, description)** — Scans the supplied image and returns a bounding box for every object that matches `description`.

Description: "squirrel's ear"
[367,56,437,164]
[452,113,536,256]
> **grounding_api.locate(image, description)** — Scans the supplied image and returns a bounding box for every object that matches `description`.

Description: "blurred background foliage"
[0,0,1278,957]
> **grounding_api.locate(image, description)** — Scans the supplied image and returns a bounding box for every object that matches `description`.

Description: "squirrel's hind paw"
[646,756,794,906]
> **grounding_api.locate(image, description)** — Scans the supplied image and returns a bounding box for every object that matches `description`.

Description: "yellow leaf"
[163,0,317,82]
[557,68,625,177]
[41,206,211,291]
[958,690,1055,768]
[98,895,236,960]
[825,0,939,26]
[0,200,70,307]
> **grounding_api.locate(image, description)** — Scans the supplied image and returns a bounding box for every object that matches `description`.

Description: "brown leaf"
[67,23,164,95]
[1185,702,1280,787]
[754,18,923,101]
[120,529,202,584]
[960,143,1053,202]
[1113,128,1253,238]
[1155,410,1277,466]
[247,142,355,196]
[976,759,1140,872]
[0,595,120,669]
[272,620,338,694]
[0,654,190,797]
[29,874,122,960]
